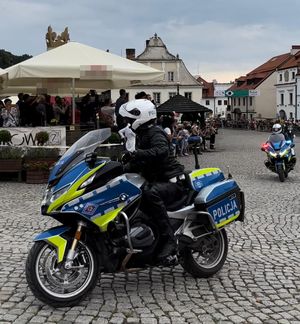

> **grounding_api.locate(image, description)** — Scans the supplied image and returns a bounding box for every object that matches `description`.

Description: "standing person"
[52,96,64,124]
[100,98,115,123]
[0,100,5,127]
[115,89,127,129]
[119,99,185,262]
[209,123,217,149]
[35,95,47,126]
[1,98,19,127]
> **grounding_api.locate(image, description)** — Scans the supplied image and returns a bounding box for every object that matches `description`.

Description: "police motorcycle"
[261,133,296,182]
[26,128,245,307]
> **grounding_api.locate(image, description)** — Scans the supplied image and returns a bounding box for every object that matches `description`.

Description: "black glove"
[121,151,135,164]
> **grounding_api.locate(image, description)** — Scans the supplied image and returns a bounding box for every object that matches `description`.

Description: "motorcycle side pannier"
[194,180,244,228]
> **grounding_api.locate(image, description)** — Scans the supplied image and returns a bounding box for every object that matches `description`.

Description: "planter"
[0,159,23,181]
[26,170,49,184]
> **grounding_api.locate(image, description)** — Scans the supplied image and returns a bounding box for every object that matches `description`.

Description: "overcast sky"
[1,0,300,82]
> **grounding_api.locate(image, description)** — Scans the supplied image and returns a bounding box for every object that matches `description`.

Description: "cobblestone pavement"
[1,128,300,324]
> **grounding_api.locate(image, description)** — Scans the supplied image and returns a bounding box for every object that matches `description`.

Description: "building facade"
[111,34,202,105]
[196,77,232,117]
[275,46,300,120]
[227,53,292,120]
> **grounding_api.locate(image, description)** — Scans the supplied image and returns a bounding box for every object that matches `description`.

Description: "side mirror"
[85,152,97,168]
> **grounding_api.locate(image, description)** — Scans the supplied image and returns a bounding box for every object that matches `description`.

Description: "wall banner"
[3,126,66,146]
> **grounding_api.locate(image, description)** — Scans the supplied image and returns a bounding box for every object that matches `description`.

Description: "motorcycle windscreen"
[49,128,111,182]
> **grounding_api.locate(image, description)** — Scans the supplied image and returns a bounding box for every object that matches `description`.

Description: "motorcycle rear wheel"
[26,240,99,307]
[180,228,228,278]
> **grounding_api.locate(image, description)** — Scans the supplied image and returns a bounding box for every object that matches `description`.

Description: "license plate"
[207,193,240,225]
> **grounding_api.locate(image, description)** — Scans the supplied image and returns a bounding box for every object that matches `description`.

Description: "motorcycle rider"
[119,99,185,262]
[267,123,296,168]
[267,123,285,143]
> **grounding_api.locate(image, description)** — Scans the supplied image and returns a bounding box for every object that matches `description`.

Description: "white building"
[275,45,300,120]
[196,76,232,117]
[111,34,202,105]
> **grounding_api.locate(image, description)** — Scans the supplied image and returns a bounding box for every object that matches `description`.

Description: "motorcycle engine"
[128,224,155,248]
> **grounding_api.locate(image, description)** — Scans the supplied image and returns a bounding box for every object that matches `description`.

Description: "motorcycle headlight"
[79,174,96,189]
[269,151,276,158]
[280,149,287,157]
[50,185,70,203]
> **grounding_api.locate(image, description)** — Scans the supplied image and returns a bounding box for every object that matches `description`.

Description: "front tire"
[180,228,228,278]
[277,164,285,182]
[26,240,99,307]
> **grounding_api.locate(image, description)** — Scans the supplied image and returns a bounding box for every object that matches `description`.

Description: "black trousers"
[142,182,183,237]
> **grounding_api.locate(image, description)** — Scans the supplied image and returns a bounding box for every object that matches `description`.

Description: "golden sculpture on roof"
[46,26,70,50]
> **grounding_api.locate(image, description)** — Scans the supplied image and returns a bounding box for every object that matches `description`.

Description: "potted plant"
[24,147,60,184]
[0,146,24,181]
[0,129,12,145]
[35,131,49,146]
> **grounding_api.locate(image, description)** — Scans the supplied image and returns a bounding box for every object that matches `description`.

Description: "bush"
[24,147,60,159]
[35,131,49,146]
[24,160,53,171]
[0,146,24,159]
[0,130,12,145]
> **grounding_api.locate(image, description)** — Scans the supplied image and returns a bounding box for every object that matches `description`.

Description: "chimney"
[126,48,135,60]
[291,45,300,55]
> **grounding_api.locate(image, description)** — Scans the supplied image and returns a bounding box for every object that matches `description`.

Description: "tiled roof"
[157,94,211,113]
[196,76,214,98]
[229,52,291,91]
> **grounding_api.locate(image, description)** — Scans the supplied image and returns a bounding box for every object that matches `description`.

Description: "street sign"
[225,90,249,97]
[249,90,260,96]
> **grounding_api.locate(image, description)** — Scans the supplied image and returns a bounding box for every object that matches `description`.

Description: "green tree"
[0,49,32,69]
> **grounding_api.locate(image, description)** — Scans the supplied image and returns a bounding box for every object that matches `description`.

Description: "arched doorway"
[279,109,286,120]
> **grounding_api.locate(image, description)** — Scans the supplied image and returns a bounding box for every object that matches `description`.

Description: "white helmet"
[119,99,157,130]
[272,123,282,134]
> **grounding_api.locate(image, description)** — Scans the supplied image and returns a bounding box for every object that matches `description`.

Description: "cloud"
[1,0,300,83]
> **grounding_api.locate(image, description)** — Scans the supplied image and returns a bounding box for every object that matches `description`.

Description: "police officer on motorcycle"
[119,99,185,262]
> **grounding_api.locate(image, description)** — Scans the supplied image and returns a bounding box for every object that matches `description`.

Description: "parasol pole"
[71,78,75,124]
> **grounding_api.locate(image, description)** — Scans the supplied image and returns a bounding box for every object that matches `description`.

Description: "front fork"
[64,222,84,269]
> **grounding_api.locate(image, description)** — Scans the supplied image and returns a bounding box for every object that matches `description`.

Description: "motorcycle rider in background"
[267,123,296,168]
[119,99,185,262]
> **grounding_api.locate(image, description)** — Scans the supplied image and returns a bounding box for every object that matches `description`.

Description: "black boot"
[157,234,177,260]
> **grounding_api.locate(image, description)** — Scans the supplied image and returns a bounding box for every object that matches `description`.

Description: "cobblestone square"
[1,128,300,323]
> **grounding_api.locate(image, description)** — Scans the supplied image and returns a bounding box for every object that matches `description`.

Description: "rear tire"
[180,228,228,278]
[26,240,99,307]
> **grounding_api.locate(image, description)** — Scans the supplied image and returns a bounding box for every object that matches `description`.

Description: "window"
[249,97,253,106]
[217,100,222,105]
[184,92,192,100]
[243,98,246,105]
[233,98,236,105]
[290,112,293,119]
[205,100,210,105]
[280,93,284,105]
[289,93,293,105]
[153,92,161,104]
[224,100,228,105]
[168,72,174,82]
[292,71,296,79]
[279,74,283,82]
[169,92,176,99]
[238,98,241,106]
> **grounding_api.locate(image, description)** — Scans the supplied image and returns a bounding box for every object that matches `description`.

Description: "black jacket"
[129,125,184,182]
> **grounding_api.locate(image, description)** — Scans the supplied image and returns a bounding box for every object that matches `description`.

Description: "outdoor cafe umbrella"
[0,42,164,123]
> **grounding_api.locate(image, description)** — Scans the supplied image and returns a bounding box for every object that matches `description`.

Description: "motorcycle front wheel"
[180,228,228,278]
[26,240,99,307]
[277,164,285,182]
